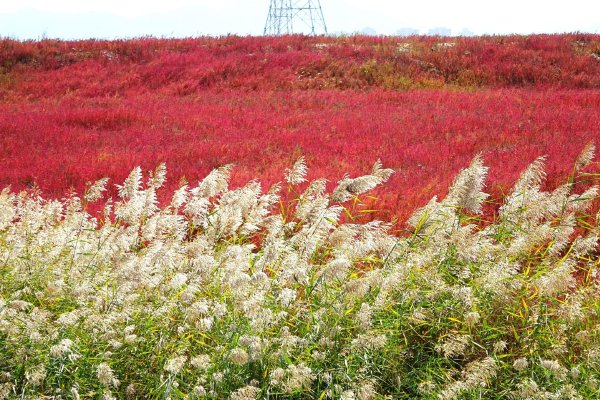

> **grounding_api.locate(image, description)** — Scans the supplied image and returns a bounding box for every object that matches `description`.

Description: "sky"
[0,0,599,40]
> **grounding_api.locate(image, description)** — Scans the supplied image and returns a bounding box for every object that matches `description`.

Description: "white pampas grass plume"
[568,186,598,214]
[231,385,261,400]
[116,166,142,199]
[97,363,119,388]
[164,355,187,374]
[512,156,547,195]
[285,156,308,185]
[148,162,167,189]
[194,164,233,198]
[443,154,489,214]
[575,141,595,171]
[513,357,529,371]
[371,159,394,181]
[84,178,109,202]
[332,160,393,202]
[170,185,189,210]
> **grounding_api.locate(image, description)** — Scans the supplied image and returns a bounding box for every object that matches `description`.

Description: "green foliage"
[0,150,599,399]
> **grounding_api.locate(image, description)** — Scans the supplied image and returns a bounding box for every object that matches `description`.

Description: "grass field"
[1,34,599,221]
[0,34,600,399]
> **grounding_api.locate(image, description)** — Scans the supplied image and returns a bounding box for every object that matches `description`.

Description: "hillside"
[1,34,600,399]
[0,34,599,220]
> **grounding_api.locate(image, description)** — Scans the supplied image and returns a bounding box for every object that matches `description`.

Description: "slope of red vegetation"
[1,34,599,221]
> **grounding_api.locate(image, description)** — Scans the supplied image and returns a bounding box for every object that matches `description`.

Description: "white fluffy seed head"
[285,156,308,185]
[84,178,109,202]
[117,166,142,199]
[97,363,119,388]
[575,141,595,171]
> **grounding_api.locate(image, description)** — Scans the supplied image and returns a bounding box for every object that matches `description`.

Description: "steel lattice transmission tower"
[264,0,328,35]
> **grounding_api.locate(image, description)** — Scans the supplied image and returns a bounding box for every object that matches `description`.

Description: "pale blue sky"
[1,0,599,39]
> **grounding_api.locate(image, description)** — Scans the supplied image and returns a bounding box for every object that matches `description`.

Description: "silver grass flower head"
[50,338,75,358]
[102,390,116,400]
[71,386,81,400]
[190,354,211,370]
[284,363,315,392]
[231,385,261,400]
[229,348,249,365]
[463,357,497,386]
[438,334,471,358]
[536,261,576,297]
[346,175,384,195]
[193,386,207,397]
[575,141,595,171]
[356,380,377,400]
[513,379,541,399]
[340,390,356,400]
[438,357,496,399]
[443,154,489,214]
[84,177,109,202]
[97,363,120,388]
[406,195,440,229]
[371,159,394,181]
[195,164,233,198]
[464,311,480,326]
[332,160,393,202]
[285,156,308,185]
[170,185,189,210]
[148,162,167,189]
[116,166,142,199]
[356,302,373,330]
[513,357,529,371]
[568,186,599,214]
[25,365,46,386]
[540,359,567,380]
[164,355,187,374]
[126,384,137,398]
[303,178,327,198]
[493,341,507,353]
[512,156,547,195]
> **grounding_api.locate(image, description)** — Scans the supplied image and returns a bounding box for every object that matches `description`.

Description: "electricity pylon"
[264,0,328,35]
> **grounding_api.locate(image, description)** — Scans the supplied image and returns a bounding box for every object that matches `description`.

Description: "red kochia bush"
[0,35,599,222]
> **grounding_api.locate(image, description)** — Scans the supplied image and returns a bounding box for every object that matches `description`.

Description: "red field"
[1,34,599,221]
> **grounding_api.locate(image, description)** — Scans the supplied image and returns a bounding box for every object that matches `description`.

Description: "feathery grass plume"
[438,357,497,399]
[295,182,329,222]
[443,153,489,214]
[116,166,142,199]
[332,160,393,202]
[0,149,598,398]
[147,162,167,189]
[169,184,189,210]
[84,177,109,202]
[512,155,547,194]
[499,156,547,221]
[285,156,308,185]
[407,155,489,232]
[567,185,599,214]
[536,259,576,297]
[194,164,233,198]
[231,385,261,400]
[24,365,46,386]
[0,188,16,230]
[97,363,120,388]
[371,159,394,181]
[575,141,596,171]
[113,185,149,225]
